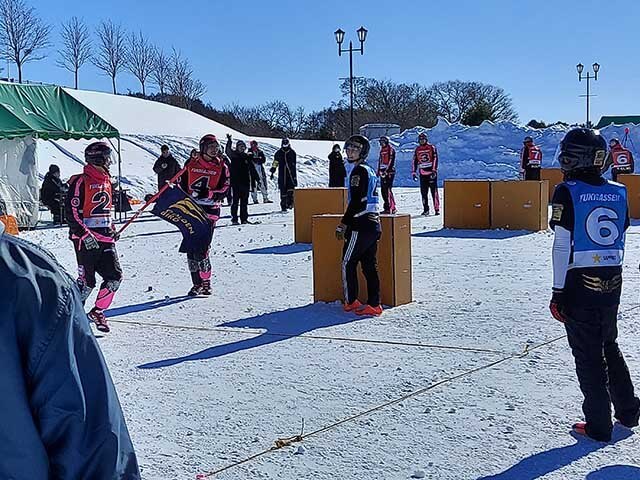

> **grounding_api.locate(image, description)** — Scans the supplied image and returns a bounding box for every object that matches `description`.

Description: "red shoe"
[356,304,383,316]
[344,300,363,312]
[571,422,611,442]
[572,422,587,437]
[88,307,110,333]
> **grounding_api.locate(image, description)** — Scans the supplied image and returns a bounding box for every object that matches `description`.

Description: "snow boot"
[264,199,273,203]
[421,210,429,216]
[88,307,110,333]
[231,218,240,225]
[201,280,212,296]
[435,210,440,216]
[344,300,363,312]
[571,422,611,442]
[188,283,204,296]
[356,304,383,316]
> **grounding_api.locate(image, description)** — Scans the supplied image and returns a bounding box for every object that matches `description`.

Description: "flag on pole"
[151,187,213,253]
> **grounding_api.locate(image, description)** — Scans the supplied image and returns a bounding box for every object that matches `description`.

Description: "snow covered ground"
[22,188,640,479]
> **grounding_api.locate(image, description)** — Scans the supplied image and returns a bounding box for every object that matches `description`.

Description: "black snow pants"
[342,229,381,306]
[564,304,640,441]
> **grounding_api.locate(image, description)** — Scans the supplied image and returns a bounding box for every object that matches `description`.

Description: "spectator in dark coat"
[153,144,181,191]
[39,164,67,224]
[225,134,253,224]
[270,138,298,212]
[328,144,346,187]
[0,221,140,479]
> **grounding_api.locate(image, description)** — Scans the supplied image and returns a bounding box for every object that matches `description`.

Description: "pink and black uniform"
[178,134,230,295]
[66,153,121,332]
[520,136,543,180]
[377,137,397,214]
[412,133,440,215]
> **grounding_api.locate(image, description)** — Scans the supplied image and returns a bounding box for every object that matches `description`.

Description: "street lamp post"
[334,26,368,136]
[577,62,600,128]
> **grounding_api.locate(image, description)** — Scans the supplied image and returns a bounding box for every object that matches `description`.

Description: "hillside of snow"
[35,88,640,199]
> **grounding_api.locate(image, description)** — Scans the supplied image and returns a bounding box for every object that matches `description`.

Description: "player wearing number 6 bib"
[178,134,230,296]
[549,128,639,442]
[66,142,121,333]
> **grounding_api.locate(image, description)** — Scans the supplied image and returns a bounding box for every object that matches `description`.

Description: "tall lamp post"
[577,62,600,128]
[334,26,368,136]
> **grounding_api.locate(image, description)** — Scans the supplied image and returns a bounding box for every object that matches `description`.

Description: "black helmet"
[379,136,390,145]
[609,137,620,147]
[48,164,60,174]
[236,140,246,149]
[344,134,370,163]
[199,134,219,155]
[524,136,534,144]
[85,142,112,168]
[418,132,428,143]
[558,128,607,173]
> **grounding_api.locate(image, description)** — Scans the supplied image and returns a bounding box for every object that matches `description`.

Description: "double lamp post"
[577,62,600,128]
[334,26,368,136]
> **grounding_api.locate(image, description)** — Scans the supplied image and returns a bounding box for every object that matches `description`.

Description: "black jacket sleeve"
[153,156,166,175]
[341,166,368,227]
[65,175,88,238]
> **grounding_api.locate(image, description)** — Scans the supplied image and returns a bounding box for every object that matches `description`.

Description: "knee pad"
[188,258,199,272]
[198,257,211,273]
[105,279,121,292]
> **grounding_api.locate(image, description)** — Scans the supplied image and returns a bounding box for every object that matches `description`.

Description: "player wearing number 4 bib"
[179,134,230,296]
[66,142,121,333]
[550,128,639,442]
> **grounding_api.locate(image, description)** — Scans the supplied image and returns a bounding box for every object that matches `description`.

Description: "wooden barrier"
[443,180,491,229]
[540,168,564,201]
[490,181,548,231]
[618,174,640,219]
[312,214,412,307]
[294,188,348,243]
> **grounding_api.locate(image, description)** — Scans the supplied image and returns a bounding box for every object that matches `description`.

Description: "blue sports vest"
[565,180,627,269]
[349,162,380,217]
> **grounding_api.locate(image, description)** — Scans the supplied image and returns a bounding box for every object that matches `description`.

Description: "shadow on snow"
[137,302,363,370]
[238,243,312,255]
[476,426,634,480]
[105,295,192,318]
[413,228,535,240]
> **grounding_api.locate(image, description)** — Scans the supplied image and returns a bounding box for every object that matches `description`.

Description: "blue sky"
[28,0,640,125]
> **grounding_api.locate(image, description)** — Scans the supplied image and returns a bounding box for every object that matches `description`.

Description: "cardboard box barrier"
[617,174,640,219]
[491,180,548,231]
[312,214,412,307]
[444,180,491,229]
[540,168,564,201]
[294,188,348,243]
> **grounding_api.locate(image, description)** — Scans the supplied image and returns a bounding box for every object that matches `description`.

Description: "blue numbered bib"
[565,180,627,269]
[349,163,380,217]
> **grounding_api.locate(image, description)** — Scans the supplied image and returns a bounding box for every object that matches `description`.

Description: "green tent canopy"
[0,83,119,140]
[595,115,640,129]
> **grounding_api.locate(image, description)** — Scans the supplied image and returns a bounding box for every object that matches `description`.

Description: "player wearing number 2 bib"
[66,142,121,333]
[549,128,639,442]
[178,134,230,296]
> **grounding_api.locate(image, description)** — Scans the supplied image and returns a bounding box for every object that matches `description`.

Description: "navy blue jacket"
[0,222,140,479]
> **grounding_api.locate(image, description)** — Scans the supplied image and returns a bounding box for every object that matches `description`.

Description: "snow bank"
[370,118,640,186]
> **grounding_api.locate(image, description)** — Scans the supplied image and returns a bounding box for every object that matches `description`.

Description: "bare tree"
[167,48,206,108]
[56,16,91,89]
[126,30,155,95]
[279,104,308,138]
[93,20,127,94]
[151,47,170,95]
[0,0,51,83]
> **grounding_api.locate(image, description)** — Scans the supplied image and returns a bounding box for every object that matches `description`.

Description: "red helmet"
[199,134,219,154]
[85,141,112,168]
